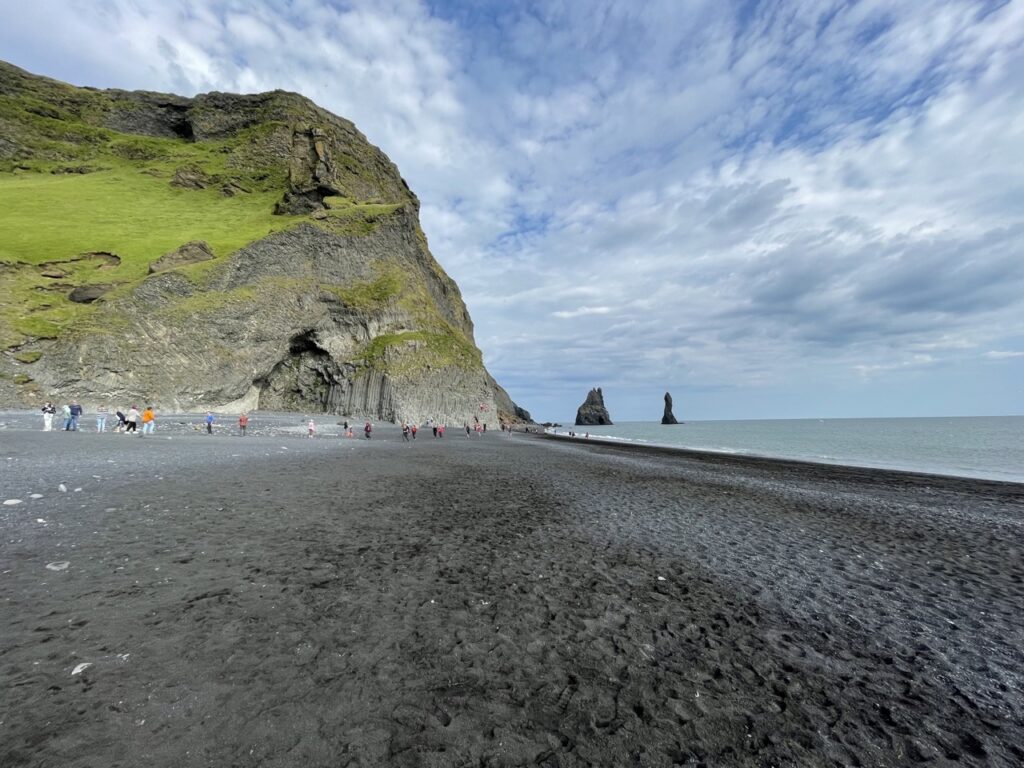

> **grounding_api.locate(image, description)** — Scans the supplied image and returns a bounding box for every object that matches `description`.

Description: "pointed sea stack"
[662,392,679,424]
[576,387,613,425]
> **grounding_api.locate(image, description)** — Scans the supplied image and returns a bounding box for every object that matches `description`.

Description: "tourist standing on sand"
[41,402,55,431]
[205,412,214,434]
[239,413,249,436]
[114,409,127,433]
[465,424,471,437]
[308,419,316,438]
[364,421,372,440]
[432,423,438,438]
[125,405,140,434]
[402,423,410,441]
[96,404,109,433]
[141,406,156,435]
[68,400,83,431]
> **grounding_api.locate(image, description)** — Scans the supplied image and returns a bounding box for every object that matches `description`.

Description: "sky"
[2,0,1023,421]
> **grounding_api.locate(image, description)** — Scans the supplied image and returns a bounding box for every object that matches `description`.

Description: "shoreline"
[541,430,1024,489]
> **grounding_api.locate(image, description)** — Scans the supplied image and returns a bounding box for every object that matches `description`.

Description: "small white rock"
[46,561,70,571]
[74,487,83,493]
[71,663,92,676]
[30,493,43,499]
[58,484,67,493]
[657,576,667,581]
[3,499,22,506]
[36,518,47,524]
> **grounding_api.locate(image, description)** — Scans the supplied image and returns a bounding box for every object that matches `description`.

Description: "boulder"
[576,387,613,425]
[67,284,114,304]
[148,241,215,274]
[662,392,679,424]
[170,165,210,189]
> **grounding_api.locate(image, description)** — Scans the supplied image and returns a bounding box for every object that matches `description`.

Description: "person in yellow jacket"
[141,406,156,436]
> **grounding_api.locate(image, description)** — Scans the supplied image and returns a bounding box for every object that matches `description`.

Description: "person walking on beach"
[68,400,83,431]
[307,419,316,438]
[411,423,417,440]
[205,412,215,434]
[438,424,445,438]
[141,406,156,435]
[238,413,249,436]
[41,402,55,431]
[96,404,109,433]
[432,423,438,438]
[61,403,72,431]
[402,423,410,441]
[125,405,140,434]
[364,421,372,440]
[114,409,127,433]
[465,424,471,437]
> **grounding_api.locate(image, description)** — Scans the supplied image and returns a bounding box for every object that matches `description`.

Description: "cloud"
[985,350,1024,360]
[3,0,1023,418]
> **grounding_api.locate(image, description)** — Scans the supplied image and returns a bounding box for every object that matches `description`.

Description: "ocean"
[549,416,1024,483]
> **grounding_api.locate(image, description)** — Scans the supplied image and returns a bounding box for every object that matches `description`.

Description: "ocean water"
[549,416,1024,483]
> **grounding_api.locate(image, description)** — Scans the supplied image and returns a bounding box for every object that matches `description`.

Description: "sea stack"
[662,392,679,424]
[576,387,613,425]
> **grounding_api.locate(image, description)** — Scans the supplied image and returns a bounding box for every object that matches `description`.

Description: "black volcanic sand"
[2,424,1023,767]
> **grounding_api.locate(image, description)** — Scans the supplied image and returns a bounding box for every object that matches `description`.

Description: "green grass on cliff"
[0,167,290,347]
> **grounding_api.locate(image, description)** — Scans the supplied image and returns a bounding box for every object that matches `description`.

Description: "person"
[141,406,156,435]
[114,409,127,433]
[402,423,410,441]
[205,412,215,434]
[432,423,438,438]
[41,402,55,431]
[96,404,109,433]
[61,403,72,431]
[438,424,445,438]
[125,405,140,434]
[68,400,83,431]
[307,419,316,438]
[411,423,417,440]
[346,424,354,438]
[239,413,249,436]
[364,421,372,440]
[465,424,471,437]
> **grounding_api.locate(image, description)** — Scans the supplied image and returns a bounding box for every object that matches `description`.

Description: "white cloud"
[3,0,1023,418]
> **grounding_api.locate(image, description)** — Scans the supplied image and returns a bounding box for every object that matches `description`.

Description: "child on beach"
[141,406,156,435]
[308,419,316,438]
[96,404,108,432]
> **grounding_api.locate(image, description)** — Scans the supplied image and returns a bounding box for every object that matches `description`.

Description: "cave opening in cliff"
[256,331,351,414]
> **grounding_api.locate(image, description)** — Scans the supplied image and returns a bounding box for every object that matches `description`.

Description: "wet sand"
[2,421,1023,766]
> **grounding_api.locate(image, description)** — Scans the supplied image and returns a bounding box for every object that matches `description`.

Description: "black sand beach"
[2,420,1023,767]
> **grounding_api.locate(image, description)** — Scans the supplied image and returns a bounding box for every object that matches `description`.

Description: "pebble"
[3,499,22,506]
[46,561,70,571]
[71,663,92,676]
[58,484,67,492]
[30,493,43,499]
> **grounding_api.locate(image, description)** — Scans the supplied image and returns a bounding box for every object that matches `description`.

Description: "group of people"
[39,402,522,439]
[41,401,156,434]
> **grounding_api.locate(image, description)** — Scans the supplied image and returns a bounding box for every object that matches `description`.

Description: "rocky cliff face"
[575,388,612,426]
[0,61,527,424]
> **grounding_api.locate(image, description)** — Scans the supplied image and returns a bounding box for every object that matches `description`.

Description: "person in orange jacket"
[141,405,156,435]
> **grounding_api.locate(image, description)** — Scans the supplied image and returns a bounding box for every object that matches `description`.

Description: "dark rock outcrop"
[576,387,612,425]
[67,284,114,304]
[149,241,215,274]
[662,392,678,424]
